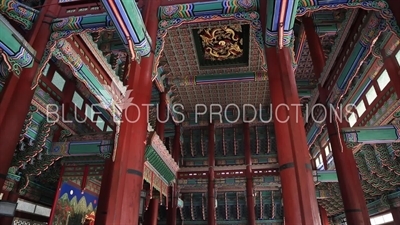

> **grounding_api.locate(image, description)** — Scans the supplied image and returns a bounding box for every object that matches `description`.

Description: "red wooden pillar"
[243,123,256,225]
[0,0,61,192]
[304,15,371,225]
[319,205,330,225]
[318,141,328,170]
[61,80,76,120]
[144,197,160,225]
[104,0,160,224]
[48,165,65,225]
[0,75,19,123]
[167,125,180,225]
[266,47,321,225]
[156,92,167,140]
[94,159,113,225]
[391,206,400,224]
[382,52,400,97]
[208,123,216,225]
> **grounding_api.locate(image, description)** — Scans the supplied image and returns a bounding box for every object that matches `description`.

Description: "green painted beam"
[49,140,113,157]
[158,0,258,20]
[314,170,338,182]
[0,14,36,75]
[342,125,400,144]
[265,0,298,47]
[0,0,39,30]
[51,13,113,32]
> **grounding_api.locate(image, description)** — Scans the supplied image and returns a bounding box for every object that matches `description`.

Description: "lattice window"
[377,69,390,91]
[51,71,66,91]
[365,86,377,105]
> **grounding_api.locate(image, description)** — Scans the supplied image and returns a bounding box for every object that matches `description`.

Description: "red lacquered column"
[319,205,330,225]
[304,15,370,225]
[94,159,113,225]
[0,0,61,191]
[167,125,181,225]
[243,123,256,225]
[266,47,321,225]
[144,197,160,225]
[207,123,216,225]
[156,92,167,140]
[104,0,160,224]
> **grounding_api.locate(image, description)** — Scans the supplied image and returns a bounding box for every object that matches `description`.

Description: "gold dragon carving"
[198,25,244,61]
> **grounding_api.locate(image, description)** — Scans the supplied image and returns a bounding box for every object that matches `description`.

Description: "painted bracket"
[313,170,338,183]
[100,0,152,61]
[49,140,113,157]
[0,14,36,75]
[0,0,39,30]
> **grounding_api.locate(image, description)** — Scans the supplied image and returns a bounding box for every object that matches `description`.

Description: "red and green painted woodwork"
[297,0,400,38]
[49,39,117,116]
[334,190,400,222]
[181,126,278,167]
[50,13,113,32]
[155,10,267,74]
[355,144,400,192]
[0,0,39,30]
[178,170,337,189]
[49,131,179,183]
[265,0,298,47]
[49,131,114,158]
[158,0,258,20]
[2,168,55,205]
[300,3,399,138]
[13,110,54,169]
[82,32,127,81]
[100,0,151,60]
[307,4,397,103]
[1,167,19,192]
[0,14,36,75]
[342,125,400,147]
[50,140,113,158]
[306,17,397,147]
[175,191,284,224]
[169,74,314,97]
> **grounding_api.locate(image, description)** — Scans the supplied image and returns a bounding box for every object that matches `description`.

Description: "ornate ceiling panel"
[176,81,269,112]
[163,19,267,112]
[295,41,315,80]
[164,20,264,77]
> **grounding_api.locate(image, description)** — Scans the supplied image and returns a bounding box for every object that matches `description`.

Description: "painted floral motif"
[163,5,179,17]
[237,0,254,8]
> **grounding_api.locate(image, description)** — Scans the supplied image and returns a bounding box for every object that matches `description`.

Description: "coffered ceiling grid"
[295,41,315,80]
[177,81,270,112]
[164,19,267,112]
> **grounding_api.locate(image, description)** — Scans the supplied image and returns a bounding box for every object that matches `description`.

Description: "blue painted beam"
[306,12,387,146]
[157,0,259,20]
[265,0,298,47]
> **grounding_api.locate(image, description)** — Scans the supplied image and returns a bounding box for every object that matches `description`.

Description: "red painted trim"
[48,165,64,225]
[39,76,64,100]
[66,37,112,86]
[178,169,279,179]
[325,10,367,93]
[356,85,395,126]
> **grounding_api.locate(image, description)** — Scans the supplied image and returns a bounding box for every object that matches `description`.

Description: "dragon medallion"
[198,25,244,61]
